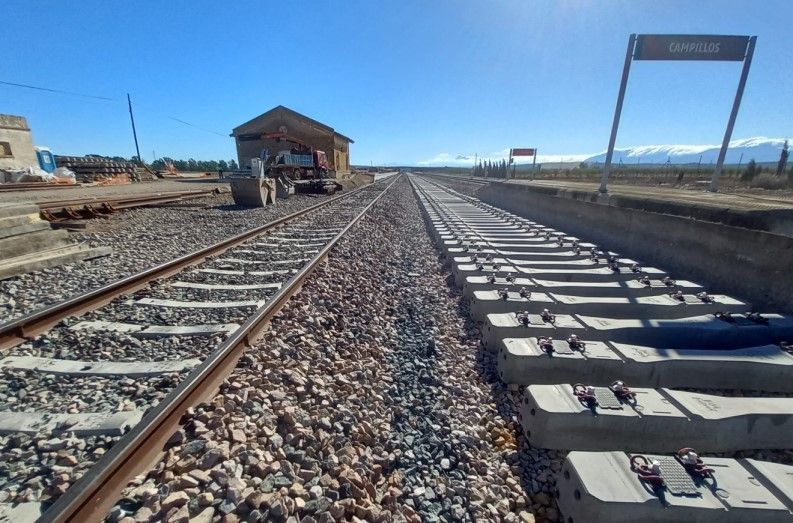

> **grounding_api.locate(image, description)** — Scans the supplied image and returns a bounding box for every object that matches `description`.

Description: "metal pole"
[709,36,756,192]
[532,150,537,171]
[599,33,636,193]
[127,93,142,163]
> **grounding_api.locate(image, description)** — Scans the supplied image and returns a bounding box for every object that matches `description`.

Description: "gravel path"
[110,176,541,523]
[0,192,329,322]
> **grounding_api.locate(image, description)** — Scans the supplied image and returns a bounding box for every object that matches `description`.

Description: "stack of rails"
[54,156,155,183]
[410,175,793,523]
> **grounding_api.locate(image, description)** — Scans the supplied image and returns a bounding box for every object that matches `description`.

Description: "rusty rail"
[39,174,401,522]
[36,187,226,221]
[0,183,369,351]
[0,182,82,192]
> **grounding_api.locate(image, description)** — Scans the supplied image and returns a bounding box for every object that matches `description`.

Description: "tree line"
[471,159,511,178]
[149,158,239,172]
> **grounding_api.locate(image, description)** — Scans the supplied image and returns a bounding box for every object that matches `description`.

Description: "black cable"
[1,79,227,137]
[0,80,118,101]
[166,116,228,137]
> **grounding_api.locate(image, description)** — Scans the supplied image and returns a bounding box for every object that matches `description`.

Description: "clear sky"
[3,0,792,166]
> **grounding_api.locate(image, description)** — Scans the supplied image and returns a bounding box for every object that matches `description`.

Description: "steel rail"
[41,173,402,523]
[34,188,224,210]
[0,182,375,351]
[0,183,82,192]
[35,188,227,221]
[419,172,490,186]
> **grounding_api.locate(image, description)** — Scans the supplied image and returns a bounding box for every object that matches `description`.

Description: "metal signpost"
[599,34,756,193]
[509,148,537,178]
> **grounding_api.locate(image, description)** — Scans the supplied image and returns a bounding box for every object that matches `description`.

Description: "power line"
[166,116,228,137]
[0,80,118,101]
[1,79,228,138]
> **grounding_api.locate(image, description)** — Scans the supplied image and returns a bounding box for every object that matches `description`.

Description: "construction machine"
[227,133,344,207]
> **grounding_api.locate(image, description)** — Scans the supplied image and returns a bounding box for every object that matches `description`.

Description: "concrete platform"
[496,337,793,392]
[470,290,747,321]
[557,451,793,523]
[520,384,793,452]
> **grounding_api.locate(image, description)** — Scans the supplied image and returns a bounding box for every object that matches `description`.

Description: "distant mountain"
[584,137,788,165]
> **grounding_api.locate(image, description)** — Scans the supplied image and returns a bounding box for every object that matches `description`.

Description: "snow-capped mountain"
[584,137,788,165]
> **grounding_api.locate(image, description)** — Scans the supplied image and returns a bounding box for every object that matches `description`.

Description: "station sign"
[511,148,536,156]
[599,34,756,193]
[634,34,749,61]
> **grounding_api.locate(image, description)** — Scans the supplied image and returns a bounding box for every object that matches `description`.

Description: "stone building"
[231,106,353,176]
[0,114,38,171]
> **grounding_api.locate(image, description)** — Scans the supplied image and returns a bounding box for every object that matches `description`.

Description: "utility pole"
[127,93,142,163]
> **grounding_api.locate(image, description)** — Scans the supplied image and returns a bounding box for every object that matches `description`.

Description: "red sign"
[511,148,536,156]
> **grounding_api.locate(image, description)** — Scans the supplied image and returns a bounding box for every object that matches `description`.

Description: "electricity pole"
[127,93,142,163]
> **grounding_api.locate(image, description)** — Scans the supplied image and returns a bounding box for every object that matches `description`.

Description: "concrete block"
[0,229,72,260]
[0,244,112,280]
[520,384,793,452]
[0,220,50,240]
[461,275,700,301]
[557,451,793,523]
[496,337,793,392]
[0,202,40,219]
[515,265,667,282]
[471,291,746,322]
[452,262,519,286]
[482,312,586,351]
[530,278,704,296]
[0,355,201,377]
[574,313,793,348]
[0,411,142,436]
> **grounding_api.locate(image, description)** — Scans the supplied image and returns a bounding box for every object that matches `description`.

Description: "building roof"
[231,105,354,143]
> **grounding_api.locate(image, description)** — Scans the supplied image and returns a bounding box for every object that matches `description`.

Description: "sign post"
[510,148,536,179]
[599,34,636,194]
[710,36,756,192]
[599,34,755,194]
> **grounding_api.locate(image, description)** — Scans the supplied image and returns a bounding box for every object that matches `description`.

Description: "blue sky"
[3,0,792,166]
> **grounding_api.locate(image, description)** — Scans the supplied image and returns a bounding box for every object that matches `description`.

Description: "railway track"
[0,175,400,522]
[36,188,226,221]
[410,175,793,522]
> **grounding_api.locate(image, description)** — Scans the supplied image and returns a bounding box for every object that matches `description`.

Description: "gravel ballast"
[0,193,329,322]
[109,176,541,523]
